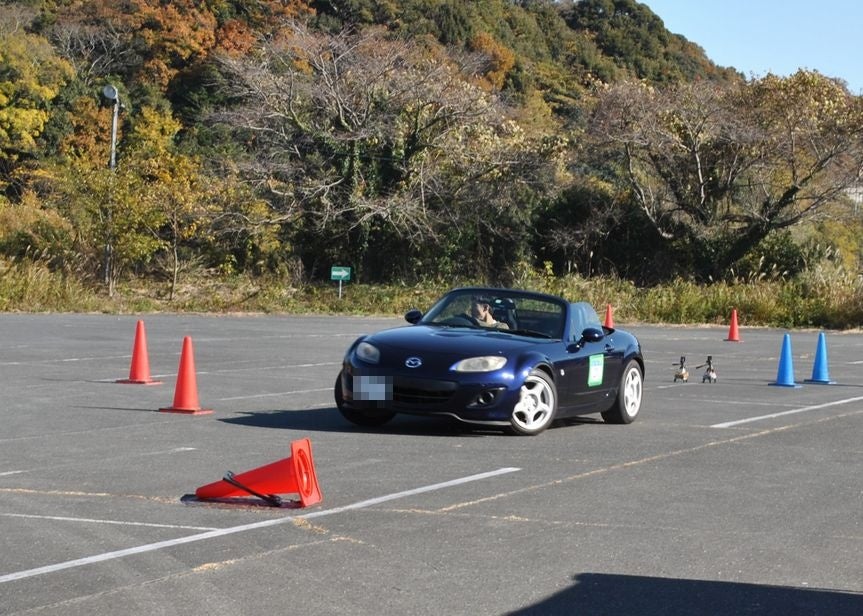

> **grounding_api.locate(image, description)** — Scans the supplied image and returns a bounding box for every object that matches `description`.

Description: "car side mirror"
[569,326,605,351]
[405,309,423,324]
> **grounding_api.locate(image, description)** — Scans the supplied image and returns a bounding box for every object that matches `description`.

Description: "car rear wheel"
[510,369,557,435]
[601,360,643,424]
[334,373,396,427]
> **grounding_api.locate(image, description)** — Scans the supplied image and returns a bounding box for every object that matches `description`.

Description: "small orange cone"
[603,304,614,329]
[725,309,741,342]
[117,320,162,385]
[159,336,212,415]
[195,438,322,508]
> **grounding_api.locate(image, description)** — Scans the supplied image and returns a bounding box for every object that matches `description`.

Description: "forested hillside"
[1,0,862,300]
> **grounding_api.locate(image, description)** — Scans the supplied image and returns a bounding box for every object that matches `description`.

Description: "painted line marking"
[438,409,862,513]
[0,355,130,366]
[206,362,340,374]
[0,421,187,445]
[0,513,218,532]
[93,364,340,383]
[0,448,196,477]
[711,395,863,428]
[217,387,331,401]
[0,467,520,584]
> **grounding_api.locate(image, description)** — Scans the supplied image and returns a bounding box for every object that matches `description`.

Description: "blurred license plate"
[354,375,392,401]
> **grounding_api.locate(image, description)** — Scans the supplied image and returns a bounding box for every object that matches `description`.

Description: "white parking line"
[0,448,197,477]
[217,387,331,401]
[711,395,863,428]
[0,513,218,531]
[0,467,520,584]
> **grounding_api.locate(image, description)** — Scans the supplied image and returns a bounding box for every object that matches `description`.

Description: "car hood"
[365,324,547,357]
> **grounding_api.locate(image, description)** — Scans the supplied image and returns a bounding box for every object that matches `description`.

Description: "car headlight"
[451,356,507,372]
[355,341,380,364]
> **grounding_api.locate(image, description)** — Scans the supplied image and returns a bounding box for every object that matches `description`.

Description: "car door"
[557,336,617,411]
[557,304,618,411]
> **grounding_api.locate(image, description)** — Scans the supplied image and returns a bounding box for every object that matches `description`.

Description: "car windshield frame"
[420,288,567,339]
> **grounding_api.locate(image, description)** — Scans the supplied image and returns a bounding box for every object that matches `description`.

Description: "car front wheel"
[601,360,643,424]
[334,373,396,427]
[510,369,557,435]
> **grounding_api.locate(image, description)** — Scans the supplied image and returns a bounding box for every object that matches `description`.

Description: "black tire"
[602,360,643,424]
[334,373,396,427]
[509,368,557,436]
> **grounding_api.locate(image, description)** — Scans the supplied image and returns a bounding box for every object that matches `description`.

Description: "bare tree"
[213,23,563,278]
[587,72,863,279]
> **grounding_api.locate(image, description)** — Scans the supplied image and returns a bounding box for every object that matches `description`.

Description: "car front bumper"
[340,361,518,425]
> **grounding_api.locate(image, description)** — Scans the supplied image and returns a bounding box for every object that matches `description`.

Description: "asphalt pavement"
[0,313,861,615]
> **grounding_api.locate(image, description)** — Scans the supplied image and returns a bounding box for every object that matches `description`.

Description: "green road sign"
[331,266,351,281]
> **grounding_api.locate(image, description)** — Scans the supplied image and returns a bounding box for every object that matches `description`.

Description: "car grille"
[392,377,456,405]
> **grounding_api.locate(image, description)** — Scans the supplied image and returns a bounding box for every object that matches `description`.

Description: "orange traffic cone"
[117,320,162,385]
[159,336,212,415]
[725,309,741,342]
[604,304,614,329]
[195,438,322,508]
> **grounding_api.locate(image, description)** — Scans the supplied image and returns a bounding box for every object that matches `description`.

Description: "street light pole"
[102,84,120,295]
[102,84,120,170]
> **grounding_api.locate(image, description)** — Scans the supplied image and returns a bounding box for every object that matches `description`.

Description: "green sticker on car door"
[588,354,604,387]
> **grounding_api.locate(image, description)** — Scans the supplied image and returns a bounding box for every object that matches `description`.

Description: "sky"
[641,1,863,94]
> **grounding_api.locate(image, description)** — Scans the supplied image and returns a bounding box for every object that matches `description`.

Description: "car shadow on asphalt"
[221,408,607,437]
[220,407,488,437]
[505,572,862,616]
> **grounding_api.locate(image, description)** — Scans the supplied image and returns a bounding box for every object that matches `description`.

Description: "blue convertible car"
[335,287,644,435]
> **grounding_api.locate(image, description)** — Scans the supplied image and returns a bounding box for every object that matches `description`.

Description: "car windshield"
[421,289,566,339]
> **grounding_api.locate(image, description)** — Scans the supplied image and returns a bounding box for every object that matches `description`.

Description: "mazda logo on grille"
[405,356,423,368]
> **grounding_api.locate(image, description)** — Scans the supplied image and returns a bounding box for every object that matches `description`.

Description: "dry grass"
[3,259,862,328]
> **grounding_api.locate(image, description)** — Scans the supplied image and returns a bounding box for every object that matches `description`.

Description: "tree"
[122,106,207,298]
[561,0,739,85]
[586,71,863,281]
[45,156,164,296]
[0,26,73,195]
[214,23,565,281]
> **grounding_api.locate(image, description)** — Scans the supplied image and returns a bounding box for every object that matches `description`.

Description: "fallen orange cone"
[195,438,322,508]
[159,336,212,415]
[117,320,162,385]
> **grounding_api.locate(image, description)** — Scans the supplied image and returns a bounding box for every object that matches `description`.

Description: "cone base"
[180,493,306,509]
[159,406,213,415]
[117,378,162,385]
[804,378,835,385]
[724,338,741,342]
[769,382,801,388]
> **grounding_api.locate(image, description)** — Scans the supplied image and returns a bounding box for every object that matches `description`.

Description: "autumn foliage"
[0,0,862,298]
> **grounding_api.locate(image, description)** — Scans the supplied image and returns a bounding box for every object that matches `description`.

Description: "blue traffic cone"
[770,333,800,388]
[805,332,835,384]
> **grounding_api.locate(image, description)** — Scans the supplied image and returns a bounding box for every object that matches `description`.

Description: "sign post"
[330,266,351,298]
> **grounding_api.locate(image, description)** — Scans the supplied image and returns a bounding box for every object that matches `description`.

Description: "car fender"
[510,351,556,387]
[622,337,644,376]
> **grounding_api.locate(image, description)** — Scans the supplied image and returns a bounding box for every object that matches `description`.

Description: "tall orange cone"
[725,308,741,342]
[117,320,162,385]
[195,438,322,507]
[604,304,614,329]
[159,336,212,415]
